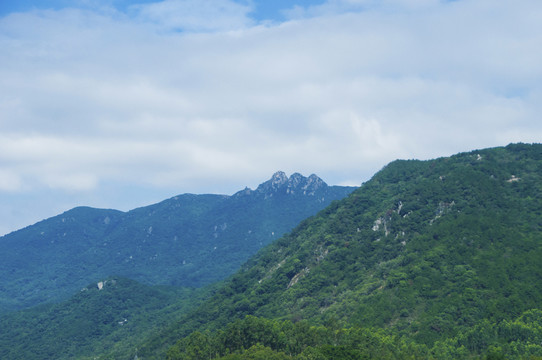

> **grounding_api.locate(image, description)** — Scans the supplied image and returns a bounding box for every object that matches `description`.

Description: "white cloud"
[0,0,541,233]
[0,169,22,192]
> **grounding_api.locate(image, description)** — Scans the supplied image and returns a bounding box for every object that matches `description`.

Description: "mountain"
[129,143,542,359]
[0,172,356,312]
[3,144,542,360]
[0,277,211,360]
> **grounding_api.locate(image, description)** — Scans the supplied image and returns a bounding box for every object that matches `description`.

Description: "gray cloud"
[0,0,541,234]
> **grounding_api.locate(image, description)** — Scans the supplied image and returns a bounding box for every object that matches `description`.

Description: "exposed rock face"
[254,171,288,194]
[288,173,304,188]
[237,171,328,197]
[303,174,326,195]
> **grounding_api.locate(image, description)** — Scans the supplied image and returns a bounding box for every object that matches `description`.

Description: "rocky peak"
[303,174,326,193]
[288,173,304,188]
[255,171,286,194]
[270,171,289,188]
[253,171,327,196]
[233,171,329,198]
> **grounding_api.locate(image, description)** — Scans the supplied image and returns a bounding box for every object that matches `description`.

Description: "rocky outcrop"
[235,171,328,198]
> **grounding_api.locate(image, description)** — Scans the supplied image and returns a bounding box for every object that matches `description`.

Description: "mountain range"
[0,172,355,312]
[1,143,542,360]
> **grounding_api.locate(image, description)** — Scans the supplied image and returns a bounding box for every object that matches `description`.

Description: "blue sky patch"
[0,0,326,21]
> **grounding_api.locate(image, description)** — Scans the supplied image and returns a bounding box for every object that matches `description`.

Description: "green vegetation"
[136,143,542,359]
[165,313,542,359]
[0,277,215,360]
[0,173,354,312]
[166,315,428,360]
[2,144,542,360]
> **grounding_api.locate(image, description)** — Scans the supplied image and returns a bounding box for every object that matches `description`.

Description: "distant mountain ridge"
[231,171,327,198]
[0,172,356,312]
[250,171,326,196]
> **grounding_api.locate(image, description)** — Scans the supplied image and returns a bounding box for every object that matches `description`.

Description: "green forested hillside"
[0,277,213,360]
[163,312,542,360]
[0,172,354,312]
[1,144,541,360]
[136,143,542,359]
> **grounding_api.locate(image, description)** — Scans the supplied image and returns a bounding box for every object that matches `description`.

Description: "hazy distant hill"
[131,143,542,359]
[0,172,355,312]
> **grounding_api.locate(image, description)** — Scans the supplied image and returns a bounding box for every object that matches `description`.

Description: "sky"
[0,0,541,235]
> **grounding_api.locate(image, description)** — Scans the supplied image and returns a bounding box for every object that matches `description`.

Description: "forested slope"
[135,143,542,360]
[0,278,212,360]
[2,144,541,360]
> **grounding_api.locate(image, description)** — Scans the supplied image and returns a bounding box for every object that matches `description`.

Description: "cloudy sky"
[1,0,541,235]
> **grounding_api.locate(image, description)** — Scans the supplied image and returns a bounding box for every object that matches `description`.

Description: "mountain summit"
[236,171,328,197]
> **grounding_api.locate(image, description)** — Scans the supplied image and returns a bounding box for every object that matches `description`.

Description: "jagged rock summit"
[237,171,328,197]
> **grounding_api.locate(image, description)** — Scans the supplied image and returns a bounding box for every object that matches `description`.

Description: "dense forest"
[1,143,541,359]
[0,278,214,359]
[164,312,542,359]
[140,143,542,360]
